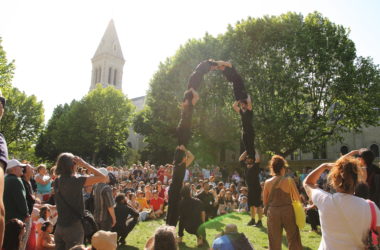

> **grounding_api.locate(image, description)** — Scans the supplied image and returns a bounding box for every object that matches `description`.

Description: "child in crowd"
[37,221,55,250]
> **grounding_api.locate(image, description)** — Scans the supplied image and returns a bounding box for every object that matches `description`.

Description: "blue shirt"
[212,235,234,250]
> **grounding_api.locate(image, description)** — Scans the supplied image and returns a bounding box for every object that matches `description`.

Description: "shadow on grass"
[256,223,292,249]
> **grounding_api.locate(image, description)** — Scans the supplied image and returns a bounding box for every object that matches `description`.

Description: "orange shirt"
[136,197,150,210]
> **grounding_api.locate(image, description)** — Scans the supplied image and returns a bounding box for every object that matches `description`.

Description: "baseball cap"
[7,159,27,170]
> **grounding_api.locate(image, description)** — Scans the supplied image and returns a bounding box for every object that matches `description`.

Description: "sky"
[0,0,379,121]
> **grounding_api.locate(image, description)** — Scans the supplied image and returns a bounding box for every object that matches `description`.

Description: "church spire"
[90,20,125,91]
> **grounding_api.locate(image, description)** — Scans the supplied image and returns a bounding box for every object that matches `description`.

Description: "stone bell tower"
[90,20,125,91]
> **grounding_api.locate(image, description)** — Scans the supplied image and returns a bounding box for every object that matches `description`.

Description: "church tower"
[90,20,125,91]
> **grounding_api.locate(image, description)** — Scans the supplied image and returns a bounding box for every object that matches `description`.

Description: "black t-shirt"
[179,197,205,230]
[55,176,86,227]
[21,179,35,214]
[239,109,253,133]
[197,191,215,213]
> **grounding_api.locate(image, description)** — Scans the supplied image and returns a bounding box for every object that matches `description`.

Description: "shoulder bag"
[288,178,306,229]
[56,179,98,240]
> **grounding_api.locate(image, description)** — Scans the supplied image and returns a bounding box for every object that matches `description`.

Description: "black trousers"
[187,61,212,90]
[222,66,248,101]
[242,128,255,160]
[306,208,320,230]
[166,163,186,226]
[176,125,191,147]
[113,216,138,243]
[245,164,262,207]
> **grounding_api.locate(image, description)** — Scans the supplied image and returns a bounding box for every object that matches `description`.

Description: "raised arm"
[239,151,247,162]
[185,150,195,167]
[232,101,240,113]
[303,163,333,199]
[73,157,107,186]
[246,95,253,111]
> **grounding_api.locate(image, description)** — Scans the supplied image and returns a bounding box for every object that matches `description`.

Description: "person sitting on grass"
[113,193,139,246]
[136,190,153,221]
[145,225,178,250]
[236,196,249,213]
[150,190,164,218]
[211,224,253,250]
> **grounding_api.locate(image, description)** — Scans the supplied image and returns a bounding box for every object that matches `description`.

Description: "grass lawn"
[118,213,321,249]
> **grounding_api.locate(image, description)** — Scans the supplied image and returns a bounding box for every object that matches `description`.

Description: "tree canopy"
[36,85,135,164]
[134,12,380,164]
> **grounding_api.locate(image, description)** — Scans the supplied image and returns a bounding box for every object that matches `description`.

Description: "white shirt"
[184,169,189,182]
[312,188,380,250]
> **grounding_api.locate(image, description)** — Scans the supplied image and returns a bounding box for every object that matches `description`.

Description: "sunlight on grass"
[118,213,321,250]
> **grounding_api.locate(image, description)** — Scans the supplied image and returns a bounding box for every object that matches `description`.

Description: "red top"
[150,197,164,211]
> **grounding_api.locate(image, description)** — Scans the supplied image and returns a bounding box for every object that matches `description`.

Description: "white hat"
[98,167,109,176]
[7,159,26,170]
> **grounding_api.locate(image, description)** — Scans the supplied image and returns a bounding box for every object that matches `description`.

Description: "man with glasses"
[0,90,7,248]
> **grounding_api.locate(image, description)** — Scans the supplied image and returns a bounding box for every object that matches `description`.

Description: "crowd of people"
[0,61,380,250]
[0,147,379,250]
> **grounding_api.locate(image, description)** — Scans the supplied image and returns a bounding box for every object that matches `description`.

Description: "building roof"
[92,19,125,61]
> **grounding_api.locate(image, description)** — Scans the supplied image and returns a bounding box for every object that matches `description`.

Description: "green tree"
[0,87,44,159]
[36,85,135,164]
[0,38,14,90]
[137,12,380,163]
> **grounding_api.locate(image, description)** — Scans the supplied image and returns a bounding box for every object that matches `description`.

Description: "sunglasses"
[0,97,6,108]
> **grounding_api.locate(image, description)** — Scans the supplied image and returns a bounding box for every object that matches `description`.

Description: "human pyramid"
[166,60,258,227]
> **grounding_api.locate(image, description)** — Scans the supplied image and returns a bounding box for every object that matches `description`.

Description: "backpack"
[82,209,98,243]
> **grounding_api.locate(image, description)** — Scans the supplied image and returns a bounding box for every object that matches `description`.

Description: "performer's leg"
[222,67,248,101]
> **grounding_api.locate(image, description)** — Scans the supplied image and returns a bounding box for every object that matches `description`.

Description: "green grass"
[118,213,321,250]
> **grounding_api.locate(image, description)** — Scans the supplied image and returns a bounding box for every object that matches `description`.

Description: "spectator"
[54,153,107,250]
[197,182,217,220]
[123,180,135,193]
[136,190,152,221]
[3,218,25,250]
[36,205,50,232]
[21,164,36,250]
[358,148,380,206]
[37,221,55,250]
[236,196,249,213]
[93,168,116,231]
[150,190,164,218]
[0,90,8,247]
[145,184,153,203]
[91,230,117,250]
[304,150,380,249]
[4,159,29,223]
[178,185,206,247]
[145,225,178,250]
[26,208,40,250]
[211,224,253,250]
[112,193,139,246]
[216,189,227,215]
[263,155,302,250]
[224,190,236,213]
[35,164,52,202]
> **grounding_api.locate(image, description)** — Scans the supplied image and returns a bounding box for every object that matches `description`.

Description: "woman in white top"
[303,150,380,250]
